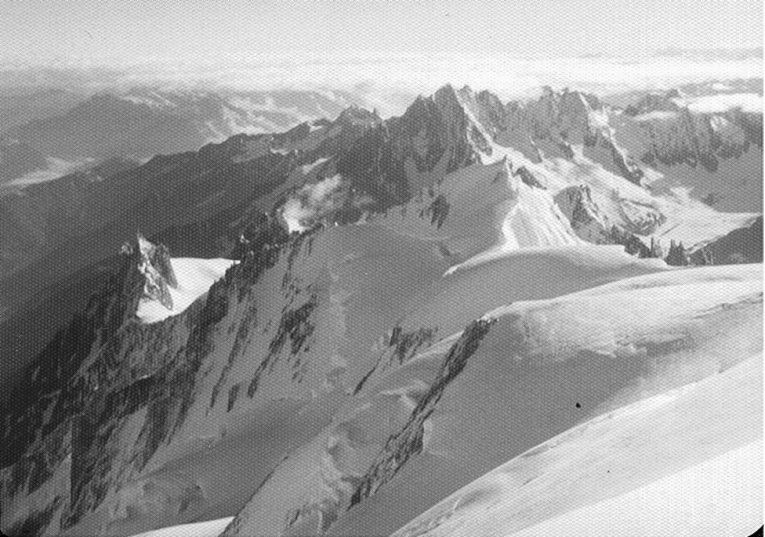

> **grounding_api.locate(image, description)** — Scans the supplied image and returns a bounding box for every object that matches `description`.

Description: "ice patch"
[301,157,329,174]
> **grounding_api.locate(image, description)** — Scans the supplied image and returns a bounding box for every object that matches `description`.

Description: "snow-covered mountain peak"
[402,84,494,159]
[524,87,607,137]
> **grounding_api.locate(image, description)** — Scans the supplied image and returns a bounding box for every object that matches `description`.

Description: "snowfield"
[326,265,761,537]
[136,258,238,324]
[128,517,233,537]
[392,355,762,537]
[510,440,761,537]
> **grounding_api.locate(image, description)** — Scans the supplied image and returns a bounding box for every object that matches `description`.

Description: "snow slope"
[380,244,667,377]
[510,441,761,537]
[324,264,761,537]
[391,351,762,537]
[128,517,233,537]
[136,258,237,324]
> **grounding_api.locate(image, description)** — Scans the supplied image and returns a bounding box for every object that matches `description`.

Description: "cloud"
[281,174,344,233]
[1,52,761,117]
[682,93,762,113]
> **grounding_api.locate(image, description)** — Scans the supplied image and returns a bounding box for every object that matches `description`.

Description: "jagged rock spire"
[135,232,178,310]
[554,184,610,243]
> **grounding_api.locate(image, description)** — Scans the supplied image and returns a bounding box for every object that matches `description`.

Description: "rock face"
[554,185,610,243]
[553,184,667,258]
[664,240,690,266]
[0,234,175,471]
[136,234,178,311]
[616,89,763,213]
[479,87,646,186]
[348,319,495,508]
[513,165,545,189]
[0,245,141,482]
[0,230,237,533]
[636,105,760,173]
[335,85,488,206]
[690,216,763,265]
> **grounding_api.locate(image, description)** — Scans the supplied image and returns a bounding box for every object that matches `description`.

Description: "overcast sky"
[0,0,761,65]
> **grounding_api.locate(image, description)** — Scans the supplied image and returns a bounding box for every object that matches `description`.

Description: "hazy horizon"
[0,1,762,114]
[1,0,761,64]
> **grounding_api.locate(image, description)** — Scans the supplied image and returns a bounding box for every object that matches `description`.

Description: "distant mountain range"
[0,87,364,185]
[0,87,84,130]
